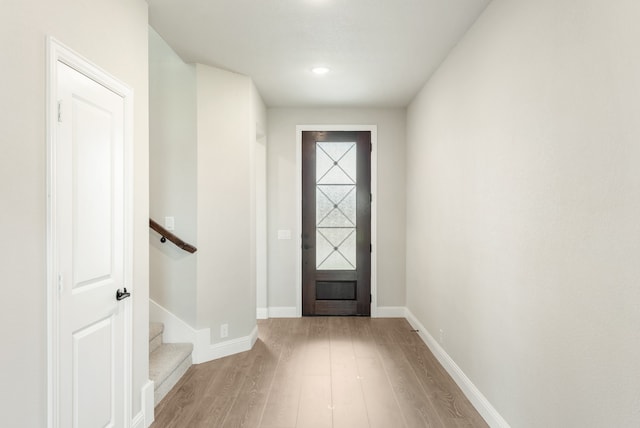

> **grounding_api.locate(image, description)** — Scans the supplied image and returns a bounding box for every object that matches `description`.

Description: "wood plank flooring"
[152,318,488,428]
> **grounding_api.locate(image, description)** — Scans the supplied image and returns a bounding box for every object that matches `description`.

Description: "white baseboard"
[404,309,511,428]
[132,413,145,428]
[149,299,258,364]
[142,379,155,427]
[256,307,268,319]
[374,306,407,318]
[268,306,298,318]
[131,411,144,428]
[197,325,259,362]
[131,379,154,428]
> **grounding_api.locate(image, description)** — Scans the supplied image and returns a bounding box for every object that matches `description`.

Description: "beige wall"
[196,64,266,341]
[149,27,198,326]
[406,0,640,426]
[266,108,407,311]
[149,34,266,343]
[0,0,149,426]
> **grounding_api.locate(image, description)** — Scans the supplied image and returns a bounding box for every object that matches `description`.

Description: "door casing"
[46,37,134,428]
[296,125,378,318]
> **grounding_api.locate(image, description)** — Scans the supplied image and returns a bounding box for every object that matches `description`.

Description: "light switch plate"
[277,229,292,240]
[164,216,175,231]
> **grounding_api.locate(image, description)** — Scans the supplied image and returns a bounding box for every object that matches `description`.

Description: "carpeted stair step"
[150,342,193,405]
[149,322,164,354]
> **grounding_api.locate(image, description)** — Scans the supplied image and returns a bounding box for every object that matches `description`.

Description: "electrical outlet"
[220,323,229,338]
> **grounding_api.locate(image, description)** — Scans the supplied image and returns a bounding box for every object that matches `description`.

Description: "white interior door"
[53,59,130,428]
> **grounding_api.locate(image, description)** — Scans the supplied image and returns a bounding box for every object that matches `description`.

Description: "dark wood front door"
[302,131,371,316]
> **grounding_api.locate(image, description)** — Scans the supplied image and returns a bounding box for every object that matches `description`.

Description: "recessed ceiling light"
[311,66,330,75]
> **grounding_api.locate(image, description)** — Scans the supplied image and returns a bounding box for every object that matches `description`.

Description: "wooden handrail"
[149,218,197,253]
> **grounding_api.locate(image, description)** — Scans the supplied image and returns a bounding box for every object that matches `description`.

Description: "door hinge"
[58,274,63,293]
[370,294,372,303]
[370,243,372,253]
[370,142,373,152]
[57,100,62,123]
[370,193,372,202]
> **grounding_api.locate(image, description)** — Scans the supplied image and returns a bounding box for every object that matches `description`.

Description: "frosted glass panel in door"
[315,142,357,270]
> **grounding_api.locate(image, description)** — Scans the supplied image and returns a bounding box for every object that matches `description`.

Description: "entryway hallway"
[152,317,488,427]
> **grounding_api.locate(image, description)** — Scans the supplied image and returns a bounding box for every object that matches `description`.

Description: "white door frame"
[295,125,378,317]
[46,37,134,428]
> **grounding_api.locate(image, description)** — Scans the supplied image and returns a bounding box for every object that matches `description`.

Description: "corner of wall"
[195,325,258,363]
[374,306,407,318]
[150,299,258,365]
[267,307,298,318]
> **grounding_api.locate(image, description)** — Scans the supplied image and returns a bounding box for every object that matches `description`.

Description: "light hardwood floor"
[152,317,489,428]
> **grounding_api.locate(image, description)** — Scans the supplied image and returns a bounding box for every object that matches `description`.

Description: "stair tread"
[149,343,193,387]
[149,322,164,343]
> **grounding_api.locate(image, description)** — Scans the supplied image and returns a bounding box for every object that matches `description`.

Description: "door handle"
[116,288,131,301]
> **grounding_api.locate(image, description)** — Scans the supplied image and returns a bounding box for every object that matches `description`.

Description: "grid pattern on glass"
[316,142,357,270]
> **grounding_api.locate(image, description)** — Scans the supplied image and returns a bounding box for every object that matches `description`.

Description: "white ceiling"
[148,0,491,108]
